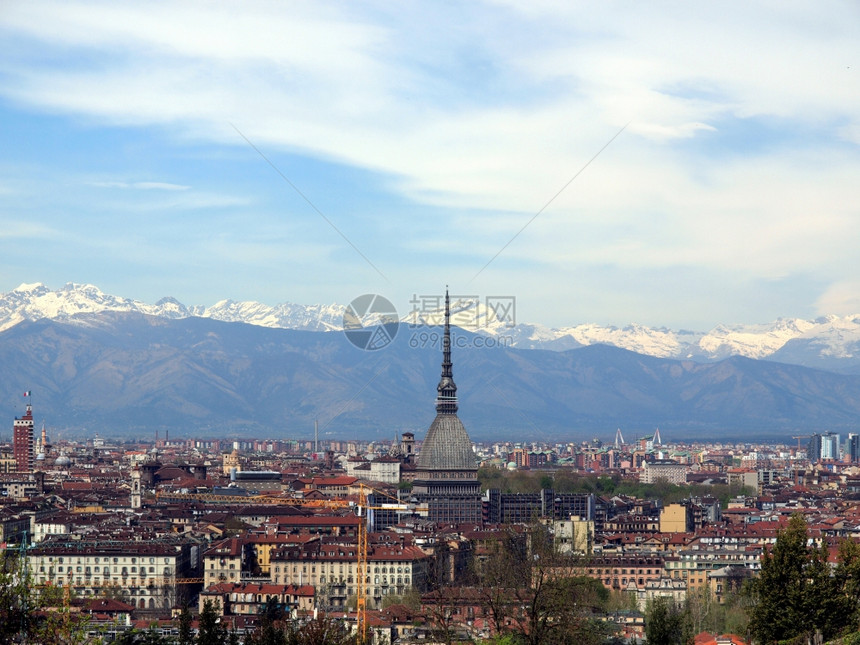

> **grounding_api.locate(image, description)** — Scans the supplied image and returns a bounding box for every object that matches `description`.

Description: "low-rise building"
[203,537,248,587]
[271,538,430,609]
[199,582,314,616]
[28,537,199,611]
[633,576,687,610]
[641,460,687,484]
[581,554,665,592]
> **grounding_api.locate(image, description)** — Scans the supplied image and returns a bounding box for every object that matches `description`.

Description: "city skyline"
[1,2,859,331]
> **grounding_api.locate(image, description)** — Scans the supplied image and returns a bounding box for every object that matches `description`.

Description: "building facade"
[28,537,198,611]
[641,459,687,484]
[271,540,430,609]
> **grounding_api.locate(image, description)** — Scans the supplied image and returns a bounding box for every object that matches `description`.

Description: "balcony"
[239,574,270,584]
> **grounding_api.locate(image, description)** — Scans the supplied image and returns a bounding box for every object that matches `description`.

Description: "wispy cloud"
[0,221,59,239]
[1,1,858,327]
[90,181,190,191]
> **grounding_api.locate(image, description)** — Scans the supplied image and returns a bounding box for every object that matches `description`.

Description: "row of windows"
[41,556,171,565]
[605,578,642,588]
[36,579,173,601]
[587,568,657,576]
[274,564,411,574]
[319,575,410,585]
[44,565,164,574]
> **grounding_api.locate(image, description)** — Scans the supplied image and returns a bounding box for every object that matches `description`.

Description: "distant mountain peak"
[4,282,860,372]
[14,282,47,292]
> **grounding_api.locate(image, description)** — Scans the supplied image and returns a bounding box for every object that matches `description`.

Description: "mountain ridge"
[2,310,860,441]
[4,282,860,372]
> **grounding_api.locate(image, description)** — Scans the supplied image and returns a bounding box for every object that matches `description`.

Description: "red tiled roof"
[82,598,136,613]
[61,482,94,491]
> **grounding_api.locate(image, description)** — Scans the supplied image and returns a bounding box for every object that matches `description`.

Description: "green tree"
[746,513,856,643]
[644,596,685,645]
[243,598,289,645]
[483,636,521,645]
[196,600,227,645]
[747,514,810,643]
[0,549,35,643]
[836,536,860,621]
[0,549,96,644]
[177,604,194,645]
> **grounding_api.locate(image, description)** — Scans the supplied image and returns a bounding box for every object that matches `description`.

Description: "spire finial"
[436,287,458,414]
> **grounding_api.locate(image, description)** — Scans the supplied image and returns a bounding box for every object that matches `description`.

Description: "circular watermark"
[343,294,400,351]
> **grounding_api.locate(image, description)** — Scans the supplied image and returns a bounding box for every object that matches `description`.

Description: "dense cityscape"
[3,1,859,643]
[0,297,858,645]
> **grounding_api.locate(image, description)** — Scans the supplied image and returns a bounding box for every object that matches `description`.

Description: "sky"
[1,1,859,331]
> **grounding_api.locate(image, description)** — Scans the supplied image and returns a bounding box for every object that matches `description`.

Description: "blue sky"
[1,1,859,330]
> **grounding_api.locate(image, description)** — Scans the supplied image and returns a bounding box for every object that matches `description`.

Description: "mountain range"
[4,283,860,373]
[2,300,860,441]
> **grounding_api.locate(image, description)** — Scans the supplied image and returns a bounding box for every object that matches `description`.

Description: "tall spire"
[435,287,458,414]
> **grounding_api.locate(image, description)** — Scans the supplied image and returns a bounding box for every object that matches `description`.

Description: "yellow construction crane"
[353,484,418,643]
[792,435,812,453]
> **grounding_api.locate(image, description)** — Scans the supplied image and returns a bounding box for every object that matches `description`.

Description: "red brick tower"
[13,393,34,473]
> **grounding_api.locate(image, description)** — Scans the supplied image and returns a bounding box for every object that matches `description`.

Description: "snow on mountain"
[691,318,818,360]
[0,282,191,331]
[198,299,345,331]
[802,315,860,358]
[0,283,343,333]
[553,323,705,359]
[5,283,860,368]
[406,296,860,364]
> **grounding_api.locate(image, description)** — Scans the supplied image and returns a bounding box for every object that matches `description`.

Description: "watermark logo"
[407,294,517,329]
[408,330,513,350]
[343,294,399,351]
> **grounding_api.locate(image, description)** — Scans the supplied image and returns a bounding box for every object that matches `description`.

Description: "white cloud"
[0,220,58,239]
[816,281,860,316]
[91,181,190,191]
[2,0,859,326]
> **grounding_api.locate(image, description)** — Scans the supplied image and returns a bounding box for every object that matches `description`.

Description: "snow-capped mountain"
[406,297,860,363]
[0,283,192,329]
[4,283,860,371]
[189,299,345,331]
[0,283,344,333]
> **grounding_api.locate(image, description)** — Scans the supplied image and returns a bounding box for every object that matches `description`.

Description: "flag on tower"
[23,391,31,397]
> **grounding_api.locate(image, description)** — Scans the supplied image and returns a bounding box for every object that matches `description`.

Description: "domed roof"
[417,414,476,471]
[415,289,477,472]
[55,454,71,467]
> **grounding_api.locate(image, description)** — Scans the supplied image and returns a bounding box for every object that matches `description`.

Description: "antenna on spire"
[435,287,458,414]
